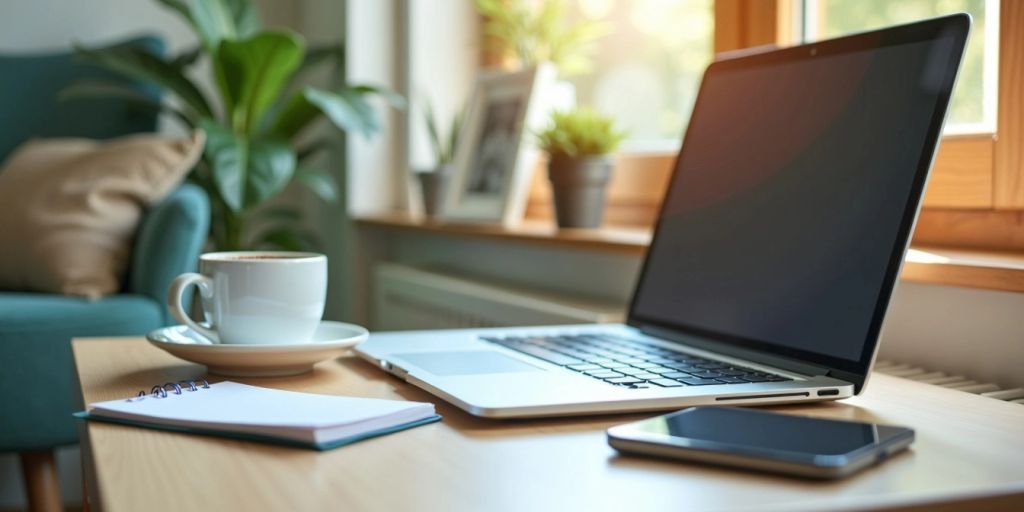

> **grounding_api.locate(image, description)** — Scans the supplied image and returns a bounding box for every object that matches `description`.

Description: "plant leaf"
[424,101,443,164]
[351,84,406,108]
[270,89,320,139]
[155,0,191,22]
[215,31,305,134]
[224,0,261,37]
[447,107,465,164]
[246,138,296,207]
[294,44,344,81]
[170,45,203,70]
[295,167,338,202]
[201,119,248,212]
[305,87,378,138]
[271,84,400,139]
[74,43,213,118]
[189,0,238,51]
[59,79,196,129]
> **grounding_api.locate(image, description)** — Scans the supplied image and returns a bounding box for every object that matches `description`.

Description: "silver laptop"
[357,15,970,418]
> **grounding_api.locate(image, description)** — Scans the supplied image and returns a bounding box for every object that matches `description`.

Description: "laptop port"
[817,389,840,396]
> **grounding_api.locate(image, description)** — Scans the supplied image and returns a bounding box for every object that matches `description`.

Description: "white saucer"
[146,321,369,377]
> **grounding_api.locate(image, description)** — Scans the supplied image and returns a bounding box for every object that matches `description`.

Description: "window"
[803,0,997,134]
[518,0,1024,252]
[564,0,714,149]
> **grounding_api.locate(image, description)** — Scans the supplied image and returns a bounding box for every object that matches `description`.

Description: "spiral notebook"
[75,381,440,451]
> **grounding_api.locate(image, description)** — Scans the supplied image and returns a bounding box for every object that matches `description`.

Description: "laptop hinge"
[638,324,832,377]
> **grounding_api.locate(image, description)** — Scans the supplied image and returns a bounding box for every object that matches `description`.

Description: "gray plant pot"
[548,155,613,229]
[417,164,453,217]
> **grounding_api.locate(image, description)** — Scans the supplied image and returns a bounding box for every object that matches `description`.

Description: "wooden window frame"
[525,0,1024,252]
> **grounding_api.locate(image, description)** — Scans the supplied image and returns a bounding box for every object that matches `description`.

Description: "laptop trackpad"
[394,351,544,376]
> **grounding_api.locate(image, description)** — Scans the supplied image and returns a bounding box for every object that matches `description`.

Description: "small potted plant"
[537,108,626,228]
[417,102,464,217]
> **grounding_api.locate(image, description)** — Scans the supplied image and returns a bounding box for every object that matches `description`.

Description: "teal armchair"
[0,36,210,510]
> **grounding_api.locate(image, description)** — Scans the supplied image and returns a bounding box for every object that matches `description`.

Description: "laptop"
[357,15,970,418]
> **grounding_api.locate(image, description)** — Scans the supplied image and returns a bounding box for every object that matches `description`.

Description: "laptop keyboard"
[481,334,791,389]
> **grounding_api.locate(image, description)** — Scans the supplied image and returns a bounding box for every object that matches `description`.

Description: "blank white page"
[89,381,434,430]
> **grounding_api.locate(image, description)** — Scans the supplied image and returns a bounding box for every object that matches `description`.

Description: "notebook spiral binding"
[129,379,210,401]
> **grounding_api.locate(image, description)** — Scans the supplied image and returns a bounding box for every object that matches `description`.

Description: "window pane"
[806,0,995,132]
[566,0,714,146]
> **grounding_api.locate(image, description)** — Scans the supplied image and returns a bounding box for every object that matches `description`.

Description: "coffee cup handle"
[167,273,219,343]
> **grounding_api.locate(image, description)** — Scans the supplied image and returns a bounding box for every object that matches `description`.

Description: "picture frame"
[440,64,556,225]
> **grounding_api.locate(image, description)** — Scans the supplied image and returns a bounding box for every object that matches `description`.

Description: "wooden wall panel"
[921,136,995,209]
[994,1,1024,208]
[912,209,1024,252]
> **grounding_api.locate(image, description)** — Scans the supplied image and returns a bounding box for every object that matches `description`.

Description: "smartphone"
[607,407,914,479]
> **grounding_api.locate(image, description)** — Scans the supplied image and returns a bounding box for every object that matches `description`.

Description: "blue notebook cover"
[74,411,442,451]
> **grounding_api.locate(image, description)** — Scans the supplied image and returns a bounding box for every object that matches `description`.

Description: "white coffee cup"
[168,251,327,345]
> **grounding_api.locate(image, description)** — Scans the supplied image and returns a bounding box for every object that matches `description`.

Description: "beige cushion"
[0,131,205,298]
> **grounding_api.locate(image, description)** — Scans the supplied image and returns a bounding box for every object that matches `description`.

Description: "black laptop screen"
[630,19,966,368]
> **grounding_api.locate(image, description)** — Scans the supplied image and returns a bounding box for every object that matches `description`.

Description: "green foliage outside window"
[816,0,990,128]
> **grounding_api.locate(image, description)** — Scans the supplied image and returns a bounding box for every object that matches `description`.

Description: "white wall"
[408,0,480,172]
[879,282,1024,389]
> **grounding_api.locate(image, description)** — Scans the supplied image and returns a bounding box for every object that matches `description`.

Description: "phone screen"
[637,407,906,456]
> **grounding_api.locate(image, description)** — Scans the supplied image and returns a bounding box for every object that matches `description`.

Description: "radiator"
[372,263,625,331]
[875,360,1024,405]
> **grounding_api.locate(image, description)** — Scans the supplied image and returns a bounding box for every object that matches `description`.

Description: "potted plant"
[62,0,401,250]
[536,108,626,229]
[475,0,608,77]
[474,0,609,109]
[417,102,464,217]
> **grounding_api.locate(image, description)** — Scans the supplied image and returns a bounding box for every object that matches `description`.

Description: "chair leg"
[19,450,62,512]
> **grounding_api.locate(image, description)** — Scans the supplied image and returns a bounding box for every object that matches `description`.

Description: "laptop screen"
[629,17,967,373]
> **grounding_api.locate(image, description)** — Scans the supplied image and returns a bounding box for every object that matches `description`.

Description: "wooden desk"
[73,338,1024,512]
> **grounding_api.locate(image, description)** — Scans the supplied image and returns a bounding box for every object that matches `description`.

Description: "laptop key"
[585,370,624,378]
[508,345,583,366]
[607,377,643,385]
[696,362,728,370]
[647,367,677,375]
[567,363,602,371]
[677,377,721,386]
[650,378,684,387]
[717,369,749,376]
[715,376,749,384]
[667,364,701,373]
[644,357,678,365]
[741,376,771,383]
[633,372,659,380]
[689,371,724,379]
[617,367,647,376]
[662,372,693,379]
[599,362,627,369]
[614,356,647,364]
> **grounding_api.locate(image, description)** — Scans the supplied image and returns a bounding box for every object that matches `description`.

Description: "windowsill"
[356,211,1024,294]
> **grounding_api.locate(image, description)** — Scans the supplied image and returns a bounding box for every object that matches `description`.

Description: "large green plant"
[63,0,400,250]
